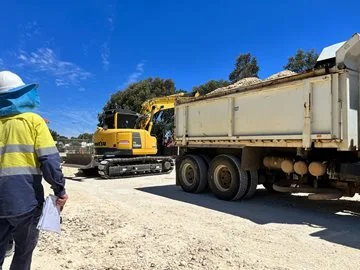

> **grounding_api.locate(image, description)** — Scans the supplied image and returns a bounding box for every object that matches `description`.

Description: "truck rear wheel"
[178,155,208,193]
[243,170,258,199]
[199,154,212,166]
[209,154,248,201]
[232,168,249,201]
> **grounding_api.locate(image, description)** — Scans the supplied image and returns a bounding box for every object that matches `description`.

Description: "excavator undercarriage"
[64,154,175,178]
[98,156,174,178]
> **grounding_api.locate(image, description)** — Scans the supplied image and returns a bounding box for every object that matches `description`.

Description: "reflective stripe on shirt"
[0,144,35,155]
[0,166,41,176]
[35,146,59,157]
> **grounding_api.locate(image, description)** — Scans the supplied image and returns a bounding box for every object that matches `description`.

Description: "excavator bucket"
[59,139,97,171]
[62,153,99,170]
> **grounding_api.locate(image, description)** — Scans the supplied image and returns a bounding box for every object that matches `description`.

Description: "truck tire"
[243,170,258,199]
[178,155,208,193]
[209,154,248,201]
[199,154,212,191]
[199,154,212,166]
[232,168,249,201]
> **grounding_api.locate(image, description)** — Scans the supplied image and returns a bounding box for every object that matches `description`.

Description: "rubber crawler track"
[97,156,175,179]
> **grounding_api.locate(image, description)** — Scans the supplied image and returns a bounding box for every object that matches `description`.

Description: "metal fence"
[55,139,94,155]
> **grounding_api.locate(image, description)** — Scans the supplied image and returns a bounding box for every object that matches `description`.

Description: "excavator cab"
[94,109,158,157]
[102,109,139,129]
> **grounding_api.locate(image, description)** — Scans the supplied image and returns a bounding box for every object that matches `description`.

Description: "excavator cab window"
[103,112,115,129]
[117,113,138,129]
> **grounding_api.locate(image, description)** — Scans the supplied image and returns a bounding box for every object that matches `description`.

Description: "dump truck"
[174,33,360,201]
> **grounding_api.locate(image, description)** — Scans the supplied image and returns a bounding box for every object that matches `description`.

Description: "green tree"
[103,77,176,114]
[284,49,319,73]
[78,133,93,141]
[49,129,60,141]
[229,53,259,83]
[151,109,175,154]
[192,80,230,95]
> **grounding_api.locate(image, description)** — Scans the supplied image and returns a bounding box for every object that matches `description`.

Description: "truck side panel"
[176,75,336,139]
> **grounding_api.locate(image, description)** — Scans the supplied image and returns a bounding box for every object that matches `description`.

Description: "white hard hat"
[0,70,38,93]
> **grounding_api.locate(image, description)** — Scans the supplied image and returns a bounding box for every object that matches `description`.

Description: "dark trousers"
[0,207,41,270]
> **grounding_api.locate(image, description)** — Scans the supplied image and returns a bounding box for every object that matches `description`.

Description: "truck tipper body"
[174,33,360,201]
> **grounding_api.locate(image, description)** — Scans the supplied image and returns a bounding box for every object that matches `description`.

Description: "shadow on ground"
[137,184,360,250]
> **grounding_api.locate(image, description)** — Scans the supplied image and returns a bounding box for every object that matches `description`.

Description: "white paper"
[37,195,61,234]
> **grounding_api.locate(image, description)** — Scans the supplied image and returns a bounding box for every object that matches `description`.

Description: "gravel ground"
[4,167,360,270]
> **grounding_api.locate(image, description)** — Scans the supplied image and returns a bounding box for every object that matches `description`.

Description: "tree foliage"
[192,80,230,95]
[78,133,93,141]
[103,78,176,114]
[151,109,175,153]
[229,53,259,83]
[49,129,60,141]
[49,128,93,143]
[284,49,319,73]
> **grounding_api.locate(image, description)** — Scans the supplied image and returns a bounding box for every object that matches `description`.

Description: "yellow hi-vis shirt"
[0,112,65,217]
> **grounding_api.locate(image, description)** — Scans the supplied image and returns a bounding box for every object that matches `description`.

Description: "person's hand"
[56,194,68,211]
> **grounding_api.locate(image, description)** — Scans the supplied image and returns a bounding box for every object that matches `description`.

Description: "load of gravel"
[264,70,297,81]
[207,77,262,95]
[207,70,298,96]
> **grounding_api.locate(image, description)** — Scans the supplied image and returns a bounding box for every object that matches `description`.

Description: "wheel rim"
[214,165,232,192]
[181,163,195,186]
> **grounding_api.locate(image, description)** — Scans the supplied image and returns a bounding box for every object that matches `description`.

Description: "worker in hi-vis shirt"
[0,70,68,270]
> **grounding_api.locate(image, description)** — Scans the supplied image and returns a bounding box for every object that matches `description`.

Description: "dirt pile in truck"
[264,70,297,81]
[207,70,297,95]
[208,77,262,95]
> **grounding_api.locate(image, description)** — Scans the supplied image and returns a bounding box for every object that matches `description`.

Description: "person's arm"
[34,117,67,205]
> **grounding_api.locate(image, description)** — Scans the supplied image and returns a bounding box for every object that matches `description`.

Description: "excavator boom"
[137,93,185,133]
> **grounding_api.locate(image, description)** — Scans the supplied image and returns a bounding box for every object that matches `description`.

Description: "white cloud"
[23,21,41,40]
[101,43,110,71]
[55,79,67,86]
[107,17,114,32]
[82,44,89,56]
[123,62,145,87]
[16,48,91,86]
[18,54,27,61]
[78,87,86,92]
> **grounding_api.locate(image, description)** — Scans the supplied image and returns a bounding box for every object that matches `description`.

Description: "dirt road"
[4,168,360,270]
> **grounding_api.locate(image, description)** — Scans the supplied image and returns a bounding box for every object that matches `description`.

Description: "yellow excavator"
[64,92,197,178]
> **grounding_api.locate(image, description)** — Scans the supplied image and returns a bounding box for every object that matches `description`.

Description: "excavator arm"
[137,93,185,133]
[138,91,200,133]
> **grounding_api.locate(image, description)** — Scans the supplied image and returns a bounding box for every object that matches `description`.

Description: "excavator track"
[97,156,175,179]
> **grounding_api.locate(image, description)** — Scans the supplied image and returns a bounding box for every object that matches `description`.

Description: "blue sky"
[0,0,359,137]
